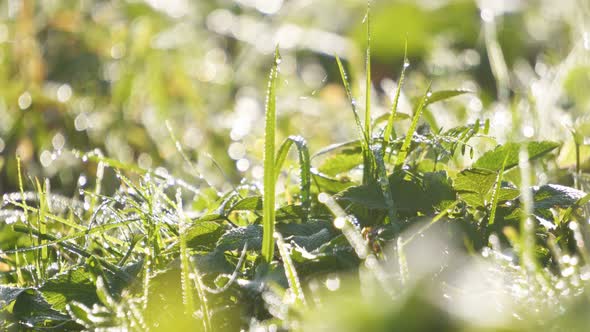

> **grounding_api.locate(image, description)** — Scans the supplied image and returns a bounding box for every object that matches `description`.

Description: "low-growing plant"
[2,10,590,332]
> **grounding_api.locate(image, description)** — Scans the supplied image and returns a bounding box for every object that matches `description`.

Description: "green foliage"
[454,168,519,208]
[1,2,590,331]
[474,141,560,171]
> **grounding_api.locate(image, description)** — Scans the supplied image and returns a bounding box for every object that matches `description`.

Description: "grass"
[2,1,590,331]
[262,47,281,264]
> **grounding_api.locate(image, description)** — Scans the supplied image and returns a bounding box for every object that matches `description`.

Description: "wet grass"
[2,2,590,331]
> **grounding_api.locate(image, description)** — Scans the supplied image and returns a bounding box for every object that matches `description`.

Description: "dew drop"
[78,175,87,187]
[57,84,73,103]
[18,92,32,110]
[236,158,250,172]
[480,8,494,22]
[334,217,346,229]
[325,275,340,291]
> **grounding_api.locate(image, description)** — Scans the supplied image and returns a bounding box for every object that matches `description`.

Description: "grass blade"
[518,146,537,273]
[335,55,374,184]
[364,5,372,141]
[395,83,432,171]
[275,232,306,307]
[373,145,397,224]
[335,56,369,150]
[176,190,195,317]
[262,46,281,263]
[488,155,509,225]
[319,193,393,297]
[11,224,132,282]
[1,218,138,254]
[383,41,408,158]
[190,259,212,332]
[275,135,311,222]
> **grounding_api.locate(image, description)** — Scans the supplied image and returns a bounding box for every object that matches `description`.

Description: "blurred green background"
[0,0,589,194]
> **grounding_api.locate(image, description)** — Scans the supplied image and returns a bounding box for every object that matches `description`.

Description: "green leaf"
[336,171,455,215]
[65,301,93,327]
[230,196,262,212]
[217,225,263,252]
[422,171,456,209]
[474,141,560,171]
[65,301,114,328]
[40,267,99,312]
[311,170,355,194]
[186,220,225,249]
[423,89,472,107]
[288,228,334,252]
[11,288,69,326]
[336,182,386,210]
[277,220,336,251]
[454,168,519,208]
[533,184,586,210]
[318,147,363,177]
[0,286,30,310]
[193,250,233,274]
[276,204,304,221]
[277,220,333,237]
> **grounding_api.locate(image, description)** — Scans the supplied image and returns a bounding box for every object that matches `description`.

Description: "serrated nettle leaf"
[336,181,387,210]
[533,184,586,210]
[422,171,456,209]
[186,220,225,249]
[230,196,263,212]
[311,170,355,193]
[11,288,69,324]
[474,141,560,171]
[192,250,233,275]
[40,267,99,312]
[0,286,30,310]
[336,171,455,215]
[277,219,334,236]
[217,225,263,252]
[287,228,334,252]
[454,168,519,208]
[65,301,93,327]
[276,204,304,221]
[318,147,364,177]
